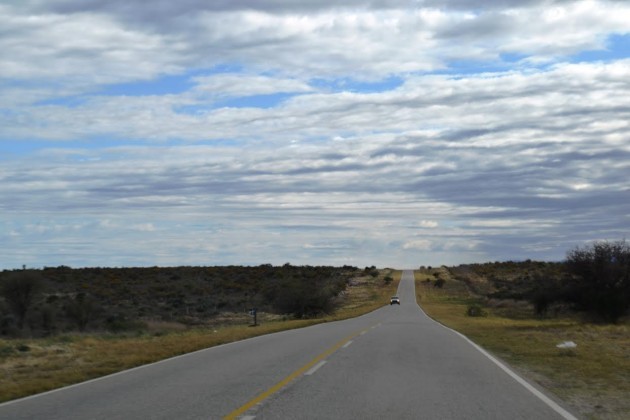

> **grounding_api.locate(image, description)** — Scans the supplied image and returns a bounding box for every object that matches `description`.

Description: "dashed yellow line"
[223,326,374,419]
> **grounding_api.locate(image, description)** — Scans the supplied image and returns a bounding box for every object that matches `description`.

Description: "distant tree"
[526,272,561,317]
[37,304,58,336]
[65,293,100,331]
[0,271,44,330]
[564,239,630,322]
[364,266,379,278]
[268,266,346,318]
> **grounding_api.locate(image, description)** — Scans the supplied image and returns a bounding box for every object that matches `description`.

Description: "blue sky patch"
[311,77,403,93]
[432,58,521,76]
[97,65,244,97]
[215,92,298,108]
[98,73,196,96]
[499,52,529,63]
[571,34,630,63]
[175,92,299,114]
[0,138,132,159]
[35,96,88,108]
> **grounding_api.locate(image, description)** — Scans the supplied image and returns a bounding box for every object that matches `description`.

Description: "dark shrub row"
[0,264,358,337]
[454,240,630,323]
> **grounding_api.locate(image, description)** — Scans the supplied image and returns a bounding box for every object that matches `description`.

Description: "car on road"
[390,296,400,305]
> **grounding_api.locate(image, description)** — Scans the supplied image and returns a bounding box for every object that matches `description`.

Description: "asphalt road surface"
[0,270,577,419]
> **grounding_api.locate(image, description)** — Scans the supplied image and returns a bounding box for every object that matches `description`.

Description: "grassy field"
[0,269,400,403]
[415,269,630,420]
[8,266,627,418]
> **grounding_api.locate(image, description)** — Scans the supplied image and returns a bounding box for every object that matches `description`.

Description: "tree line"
[457,239,630,323]
[0,264,358,337]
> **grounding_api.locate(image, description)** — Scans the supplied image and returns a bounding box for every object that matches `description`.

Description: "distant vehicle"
[390,296,400,305]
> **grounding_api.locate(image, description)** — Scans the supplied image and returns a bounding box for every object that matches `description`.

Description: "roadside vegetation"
[0,264,364,337]
[3,238,627,416]
[416,240,629,420]
[0,266,399,402]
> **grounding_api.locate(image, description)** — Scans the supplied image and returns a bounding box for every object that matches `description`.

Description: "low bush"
[564,239,630,323]
[466,304,486,317]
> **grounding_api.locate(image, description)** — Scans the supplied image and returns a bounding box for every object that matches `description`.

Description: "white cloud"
[419,220,439,228]
[403,239,433,250]
[1,0,629,269]
[3,1,628,94]
[132,223,156,232]
[5,59,630,145]
[191,74,313,99]
[0,5,181,84]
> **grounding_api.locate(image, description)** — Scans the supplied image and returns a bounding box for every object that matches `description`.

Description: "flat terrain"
[2,264,627,419]
[0,268,398,402]
[0,271,576,419]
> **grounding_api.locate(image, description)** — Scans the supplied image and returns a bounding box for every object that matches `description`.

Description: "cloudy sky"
[1,0,629,270]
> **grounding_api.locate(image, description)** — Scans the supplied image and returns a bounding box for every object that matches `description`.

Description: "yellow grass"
[415,271,630,420]
[0,270,399,403]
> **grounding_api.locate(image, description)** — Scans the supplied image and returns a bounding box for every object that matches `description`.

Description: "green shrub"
[0,345,15,358]
[65,294,100,331]
[16,344,31,352]
[0,271,43,331]
[466,304,486,317]
[106,315,146,333]
[564,239,630,322]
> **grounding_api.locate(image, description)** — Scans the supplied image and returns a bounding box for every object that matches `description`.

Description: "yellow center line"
[223,326,374,419]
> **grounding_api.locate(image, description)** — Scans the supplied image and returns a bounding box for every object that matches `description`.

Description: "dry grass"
[415,271,630,420]
[335,269,400,317]
[0,269,399,403]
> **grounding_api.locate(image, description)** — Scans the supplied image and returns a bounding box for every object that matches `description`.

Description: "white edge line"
[342,340,353,348]
[414,300,578,420]
[454,332,578,420]
[304,360,327,376]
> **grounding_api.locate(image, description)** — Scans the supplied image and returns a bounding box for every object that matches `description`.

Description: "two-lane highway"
[0,271,577,419]
[247,271,577,419]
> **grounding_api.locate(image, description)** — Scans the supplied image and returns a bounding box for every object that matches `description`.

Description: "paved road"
[0,271,577,419]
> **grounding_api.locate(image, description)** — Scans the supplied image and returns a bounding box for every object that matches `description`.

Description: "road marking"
[0,325,307,409]
[458,335,578,420]
[342,340,353,348]
[304,360,327,376]
[416,302,578,420]
[223,326,375,420]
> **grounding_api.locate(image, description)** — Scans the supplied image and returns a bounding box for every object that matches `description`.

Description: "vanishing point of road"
[0,270,578,419]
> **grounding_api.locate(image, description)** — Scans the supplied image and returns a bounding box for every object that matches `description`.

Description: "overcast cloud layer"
[1,0,629,269]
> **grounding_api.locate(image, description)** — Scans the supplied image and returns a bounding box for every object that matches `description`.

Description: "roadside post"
[249,308,258,326]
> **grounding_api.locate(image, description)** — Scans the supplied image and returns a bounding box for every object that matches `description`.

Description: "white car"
[390,296,400,305]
